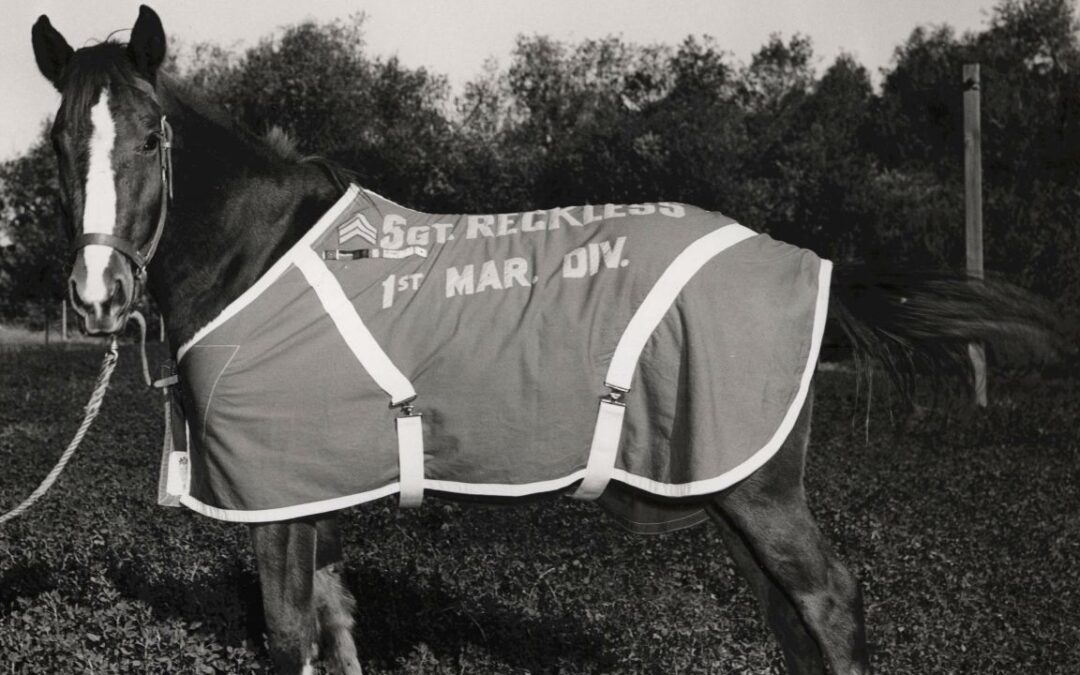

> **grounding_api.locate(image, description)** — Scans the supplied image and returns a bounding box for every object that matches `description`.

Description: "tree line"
[2,0,1078,320]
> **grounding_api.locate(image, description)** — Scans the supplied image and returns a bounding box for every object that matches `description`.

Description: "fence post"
[159,315,165,342]
[61,300,68,341]
[964,63,988,407]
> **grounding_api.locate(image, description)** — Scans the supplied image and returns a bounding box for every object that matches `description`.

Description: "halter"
[72,112,174,280]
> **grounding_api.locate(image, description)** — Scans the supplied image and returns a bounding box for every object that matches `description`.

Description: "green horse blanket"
[164,186,831,526]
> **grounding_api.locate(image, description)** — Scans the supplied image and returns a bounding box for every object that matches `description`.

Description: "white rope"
[0,337,120,526]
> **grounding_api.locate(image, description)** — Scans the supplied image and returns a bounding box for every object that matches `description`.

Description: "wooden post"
[159,315,165,342]
[964,63,988,407]
[61,300,68,341]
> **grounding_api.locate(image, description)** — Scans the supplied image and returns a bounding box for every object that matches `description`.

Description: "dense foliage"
[2,0,1079,316]
[0,346,1077,672]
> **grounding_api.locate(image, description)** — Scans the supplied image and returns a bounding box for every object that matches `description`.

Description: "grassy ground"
[0,322,100,349]
[0,345,1077,673]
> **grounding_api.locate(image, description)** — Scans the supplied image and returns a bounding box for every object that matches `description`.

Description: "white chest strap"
[572,224,756,500]
[294,248,425,508]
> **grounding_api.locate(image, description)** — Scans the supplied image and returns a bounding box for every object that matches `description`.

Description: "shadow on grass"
[102,548,612,672]
[103,553,266,653]
[349,564,614,673]
[0,560,56,616]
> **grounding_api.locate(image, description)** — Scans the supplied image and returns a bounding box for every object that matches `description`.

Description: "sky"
[3,0,1001,162]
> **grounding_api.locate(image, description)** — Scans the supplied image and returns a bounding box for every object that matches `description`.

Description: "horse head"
[32,5,170,335]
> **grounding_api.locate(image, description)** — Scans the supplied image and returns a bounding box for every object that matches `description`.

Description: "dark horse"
[31,7,1061,674]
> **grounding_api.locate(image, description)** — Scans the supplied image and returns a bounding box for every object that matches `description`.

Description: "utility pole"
[964,63,988,407]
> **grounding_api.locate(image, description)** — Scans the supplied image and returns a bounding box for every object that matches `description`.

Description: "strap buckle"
[394,396,424,508]
[324,249,372,261]
[153,374,179,389]
[392,394,419,417]
[602,385,628,407]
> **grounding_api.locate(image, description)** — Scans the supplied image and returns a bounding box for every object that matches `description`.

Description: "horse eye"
[142,134,160,152]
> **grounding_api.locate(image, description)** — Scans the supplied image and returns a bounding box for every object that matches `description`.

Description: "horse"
[30,6,1061,674]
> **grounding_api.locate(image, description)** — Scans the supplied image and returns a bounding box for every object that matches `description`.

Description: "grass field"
[1,344,1078,673]
[0,323,99,348]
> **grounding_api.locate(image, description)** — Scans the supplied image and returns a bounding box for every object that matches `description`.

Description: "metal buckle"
[324,249,371,261]
[152,361,179,390]
[602,385,628,407]
[392,395,419,417]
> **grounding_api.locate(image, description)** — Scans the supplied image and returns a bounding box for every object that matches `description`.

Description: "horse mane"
[156,71,307,165]
[257,123,355,192]
[263,126,302,160]
[59,39,342,184]
[56,42,135,122]
[158,67,358,199]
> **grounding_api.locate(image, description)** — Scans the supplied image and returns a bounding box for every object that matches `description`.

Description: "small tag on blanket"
[164,451,190,500]
[157,365,190,506]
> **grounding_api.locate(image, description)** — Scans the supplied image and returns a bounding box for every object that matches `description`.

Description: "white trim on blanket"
[177,184,362,363]
[176,472,590,522]
[179,483,400,523]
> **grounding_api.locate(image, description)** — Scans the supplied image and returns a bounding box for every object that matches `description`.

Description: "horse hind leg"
[708,503,827,674]
[713,502,869,675]
[710,389,869,674]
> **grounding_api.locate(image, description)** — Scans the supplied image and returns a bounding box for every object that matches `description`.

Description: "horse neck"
[145,84,340,353]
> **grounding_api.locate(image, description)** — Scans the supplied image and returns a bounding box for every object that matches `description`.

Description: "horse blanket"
[165,185,831,528]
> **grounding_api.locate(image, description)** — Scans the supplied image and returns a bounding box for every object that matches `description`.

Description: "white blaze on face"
[79,89,119,304]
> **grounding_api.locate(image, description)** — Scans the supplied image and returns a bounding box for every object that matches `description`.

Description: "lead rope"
[0,336,120,526]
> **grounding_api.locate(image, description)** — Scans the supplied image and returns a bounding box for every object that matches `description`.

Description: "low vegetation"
[1,345,1077,673]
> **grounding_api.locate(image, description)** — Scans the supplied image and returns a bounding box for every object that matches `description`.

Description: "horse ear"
[128,5,167,81]
[32,15,73,90]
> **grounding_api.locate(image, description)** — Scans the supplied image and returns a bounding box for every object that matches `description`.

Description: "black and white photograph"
[1,1,1077,673]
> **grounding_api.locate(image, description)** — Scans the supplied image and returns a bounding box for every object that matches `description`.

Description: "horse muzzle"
[69,246,135,335]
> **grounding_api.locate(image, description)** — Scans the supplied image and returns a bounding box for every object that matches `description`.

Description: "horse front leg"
[251,518,319,673]
[251,515,362,674]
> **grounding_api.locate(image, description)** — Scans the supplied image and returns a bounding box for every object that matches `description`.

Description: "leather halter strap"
[72,111,174,280]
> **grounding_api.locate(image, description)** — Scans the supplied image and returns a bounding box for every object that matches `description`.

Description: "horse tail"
[827,264,1069,402]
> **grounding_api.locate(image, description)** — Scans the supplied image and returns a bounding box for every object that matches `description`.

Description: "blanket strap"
[294,248,426,508]
[573,224,757,500]
[396,401,424,508]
